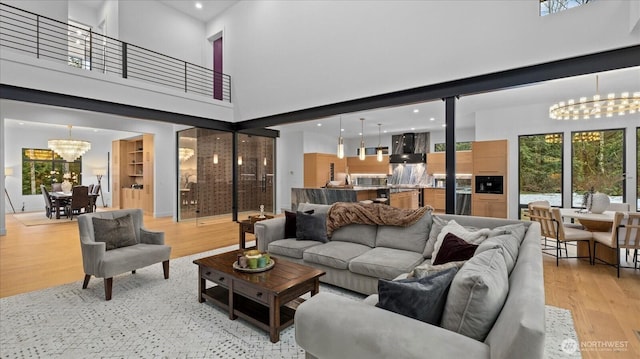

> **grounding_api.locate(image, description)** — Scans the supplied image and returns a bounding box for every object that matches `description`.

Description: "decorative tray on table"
[232,259,275,273]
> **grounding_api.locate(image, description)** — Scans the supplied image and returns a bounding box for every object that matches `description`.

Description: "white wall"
[208,0,640,122]
[1,0,68,22]
[68,1,100,28]
[118,0,208,67]
[276,130,304,212]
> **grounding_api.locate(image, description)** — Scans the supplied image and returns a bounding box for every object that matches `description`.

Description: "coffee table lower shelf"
[202,285,298,335]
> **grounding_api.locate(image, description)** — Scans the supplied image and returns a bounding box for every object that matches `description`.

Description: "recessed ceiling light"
[441,124,446,127]
[430,117,435,121]
[19,122,24,125]
[317,123,322,127]
[413,109,419,113]
[341,128,344,132]
[383,130,387,133]
[195,2,203,9]
[93,129,98,132]
[410,127,415,130]
[359,132,362,136]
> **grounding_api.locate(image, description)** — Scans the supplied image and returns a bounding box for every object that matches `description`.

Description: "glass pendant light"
[359,118,366,161]
[337,116,344,159]
[376,124,383,162]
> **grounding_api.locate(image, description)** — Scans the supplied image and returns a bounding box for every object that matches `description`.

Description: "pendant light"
[359,118,366,161]
[376,123,383,162]
[337,116,344,159]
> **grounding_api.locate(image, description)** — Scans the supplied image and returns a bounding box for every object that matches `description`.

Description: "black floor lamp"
[4,167,16,213]
[94,168,107,207]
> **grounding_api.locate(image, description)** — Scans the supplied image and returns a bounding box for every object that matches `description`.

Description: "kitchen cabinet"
[303,153,347,188]
[423,188,445,212]
[472,140,507,218]
[346,156,390,174]
[426,151,472,175]
[390,190,419,209]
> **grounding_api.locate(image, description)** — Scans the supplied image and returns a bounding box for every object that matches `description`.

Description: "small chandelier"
[178,147,195,162]
[359,118,366,161]
[549,75,640,120]
[337,116,344,159]
[376,123,383,162]
[48,125,91,162]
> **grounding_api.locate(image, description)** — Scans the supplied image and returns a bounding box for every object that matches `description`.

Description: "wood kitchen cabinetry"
[426,151,472,175]
[346,156,390,174]
[303,153,347,188]
[112,134,154,215]
[423,188,445,212]
[390,190,419,209]
[472,140,507,218]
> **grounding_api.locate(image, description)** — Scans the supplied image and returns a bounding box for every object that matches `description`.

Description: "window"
[21,148,82,195]
[540,0,591,16]
[519,133,563,218]
[571,129,624,207]
[433,142,472,152]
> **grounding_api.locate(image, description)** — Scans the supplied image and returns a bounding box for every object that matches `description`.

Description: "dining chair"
[87,184,94,195]
[41,185,66,219]
[592,212,640,277]
[528,205,593,266]
[89,184,101,212]
[67,186,91,220]
[607,203,630,211]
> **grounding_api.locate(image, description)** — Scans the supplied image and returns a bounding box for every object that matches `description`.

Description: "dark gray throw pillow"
[92,214,138,250]
[376,267,458,325]
[295,211,328,242]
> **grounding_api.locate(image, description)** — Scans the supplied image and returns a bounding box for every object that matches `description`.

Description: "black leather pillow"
[295,211,328,242]
[92,214,138,250]
[433,232,479,265]
[285,209,313,238]
[376,267,458,325]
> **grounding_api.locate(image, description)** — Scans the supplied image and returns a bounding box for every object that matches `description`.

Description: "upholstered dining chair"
[528,205,593,266]
[592,212,640,277]
[607,203,631,212]
[88,184,101,212]
[77,208,171,300]
[67,186,90,220]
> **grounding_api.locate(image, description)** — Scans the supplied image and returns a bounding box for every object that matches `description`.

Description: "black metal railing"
[0,3,231,102]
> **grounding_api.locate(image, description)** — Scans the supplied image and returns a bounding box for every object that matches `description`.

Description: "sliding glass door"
[237,134,275,218]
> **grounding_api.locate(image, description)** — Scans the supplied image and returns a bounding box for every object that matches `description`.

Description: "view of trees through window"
[540,0,590,16]
[21,148,82,195]
[519,133,563,215]
[571,129,625,207]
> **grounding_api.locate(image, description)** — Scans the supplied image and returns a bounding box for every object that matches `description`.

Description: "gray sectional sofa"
[254,202,545,359]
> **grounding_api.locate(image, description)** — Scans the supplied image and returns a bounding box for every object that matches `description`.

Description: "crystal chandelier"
[48,125,91,162]
[178,147,195,162]
[549,76,640,120]
[359,118,366,161]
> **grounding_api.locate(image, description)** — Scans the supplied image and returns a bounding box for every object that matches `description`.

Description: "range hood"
[389,153,426,164]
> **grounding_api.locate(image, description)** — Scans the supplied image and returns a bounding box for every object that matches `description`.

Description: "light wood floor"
[1,212,639,358]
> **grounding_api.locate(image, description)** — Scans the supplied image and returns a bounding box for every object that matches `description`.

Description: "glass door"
[236,134,275,220]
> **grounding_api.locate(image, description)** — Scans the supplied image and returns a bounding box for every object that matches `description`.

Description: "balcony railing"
[0,3,231,102]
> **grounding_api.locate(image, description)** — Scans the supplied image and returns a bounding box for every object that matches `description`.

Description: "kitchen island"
[291,187,422,210]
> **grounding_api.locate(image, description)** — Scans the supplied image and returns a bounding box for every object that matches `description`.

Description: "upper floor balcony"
[0,3,232,111]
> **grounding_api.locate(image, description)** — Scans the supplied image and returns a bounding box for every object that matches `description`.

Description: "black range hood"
[389,153,426,164]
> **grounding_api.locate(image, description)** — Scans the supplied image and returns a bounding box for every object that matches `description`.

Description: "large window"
[519,133,563,217]
[21,148,82,195]
[571,129,625,207]
[540,0,591,16]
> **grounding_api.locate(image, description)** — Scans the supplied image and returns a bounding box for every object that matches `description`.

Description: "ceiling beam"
[235,45,640,130]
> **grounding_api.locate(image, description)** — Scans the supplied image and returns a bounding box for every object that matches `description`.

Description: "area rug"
[0,244,581,358]
[11,208,111,226]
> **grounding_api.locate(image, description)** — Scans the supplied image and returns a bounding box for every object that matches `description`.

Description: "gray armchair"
[77,209,171,300]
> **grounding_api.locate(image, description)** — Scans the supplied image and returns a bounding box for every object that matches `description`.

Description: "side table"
[238,215,274,249]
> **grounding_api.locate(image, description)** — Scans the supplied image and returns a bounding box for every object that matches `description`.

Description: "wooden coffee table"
[193,250,325,343]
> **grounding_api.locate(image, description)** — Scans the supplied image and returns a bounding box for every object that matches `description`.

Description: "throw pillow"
[475,229,523,274]
[433,233,479,265]
[423,216,449,258]
[440,247,509,341]
[431,220,490,262]
[296,211,328,243]
[92,214,138,251]
[284,209,314,238]
[376,267,458,325]
[409,260,467,279]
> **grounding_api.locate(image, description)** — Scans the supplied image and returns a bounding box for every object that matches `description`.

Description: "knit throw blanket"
[326,202,432,237]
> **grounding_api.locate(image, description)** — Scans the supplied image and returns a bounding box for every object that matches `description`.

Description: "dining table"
[559,208,617,263]
[48,191,98,219]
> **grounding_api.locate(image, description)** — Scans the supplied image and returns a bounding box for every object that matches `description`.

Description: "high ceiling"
[159,0,239,22]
